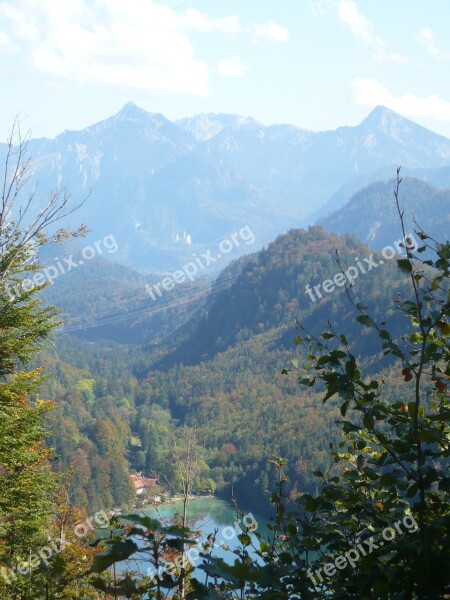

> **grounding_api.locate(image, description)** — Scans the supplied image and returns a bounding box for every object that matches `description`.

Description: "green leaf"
[340,400,350,417]
[363,413,374,430]
[397,258,413,272]
[201,557,263,583]
[120,513,161,531]
[400,301,417,312]
[380,473,396,486]
[238,533,251,547]
[356,315,375,328]
[90,540,138,573]
[279,551,293,564]
[322,332,334,339]
[284,523,298,535]
[406,484,419,498]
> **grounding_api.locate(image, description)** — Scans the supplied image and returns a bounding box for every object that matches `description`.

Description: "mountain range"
[35,173,449,345]
[5,102,450,274]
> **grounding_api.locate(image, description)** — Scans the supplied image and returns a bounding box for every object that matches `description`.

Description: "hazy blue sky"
[1,0,450,138]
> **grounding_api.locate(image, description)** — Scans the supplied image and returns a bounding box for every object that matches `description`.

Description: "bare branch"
[0,116,88,283]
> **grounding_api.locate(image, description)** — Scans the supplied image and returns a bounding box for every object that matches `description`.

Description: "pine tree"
[0,119,85,598]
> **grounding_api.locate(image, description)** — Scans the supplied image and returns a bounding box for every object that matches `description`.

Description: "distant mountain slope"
[35,179,449,348]
[158,227,410,368]
[318,177,450,249]
[310,163,450,222]
[9,103,450,273]
[36,241,211,344]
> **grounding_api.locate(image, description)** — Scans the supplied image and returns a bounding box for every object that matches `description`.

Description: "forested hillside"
[319,176,450,248]
[160,226,410,366]
[39,241,211,343]
[35,227,412,511]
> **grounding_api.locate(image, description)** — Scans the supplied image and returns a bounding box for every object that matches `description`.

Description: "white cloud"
[182,11,289,43]
[417,27,450,61]
[0,0,209,96]
[337,0,373,44]
[0,29,17,52]
[182,9,241,34]
[0,2,288,92]
[218,55,249,78]
[337,0,406,64]
[353,78,450,122]
[252,21,290,43]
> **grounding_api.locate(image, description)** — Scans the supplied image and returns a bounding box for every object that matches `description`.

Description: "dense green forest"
[32,226,414,513]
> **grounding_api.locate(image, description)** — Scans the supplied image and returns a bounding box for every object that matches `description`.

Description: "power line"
[61,273,238,333]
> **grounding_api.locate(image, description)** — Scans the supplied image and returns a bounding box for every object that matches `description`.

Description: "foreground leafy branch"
[187,172,450,599]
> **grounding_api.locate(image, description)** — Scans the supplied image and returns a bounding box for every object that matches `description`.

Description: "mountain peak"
[356,105,422,141]
[357,105,450,144]
[361,105,404,127]
[369,105,397,117]
[176,113,263,141]
[103,102,174,132]
[115,102,151,120]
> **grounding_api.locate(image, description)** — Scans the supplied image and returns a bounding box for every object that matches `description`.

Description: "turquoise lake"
[125,497,270,590]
